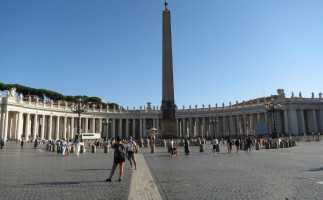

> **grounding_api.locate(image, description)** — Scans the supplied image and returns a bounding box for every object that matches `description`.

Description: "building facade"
[0,88,322,141]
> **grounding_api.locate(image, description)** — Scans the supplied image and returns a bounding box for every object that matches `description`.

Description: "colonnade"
[1,94,323,140]
[176,112,268,138]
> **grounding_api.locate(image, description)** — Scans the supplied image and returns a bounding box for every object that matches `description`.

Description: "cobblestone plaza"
[0,141,322,200]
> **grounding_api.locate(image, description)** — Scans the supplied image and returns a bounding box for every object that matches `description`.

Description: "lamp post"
[71,97,89,140]
[265,98,282,139]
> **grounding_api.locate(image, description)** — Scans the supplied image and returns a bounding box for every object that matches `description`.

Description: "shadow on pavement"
[66,168,109,172]
[24,180,106,186]
[308,167,323,171]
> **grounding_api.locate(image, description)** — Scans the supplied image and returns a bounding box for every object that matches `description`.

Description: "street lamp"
[71,96,89,140]
[265,98,282,139]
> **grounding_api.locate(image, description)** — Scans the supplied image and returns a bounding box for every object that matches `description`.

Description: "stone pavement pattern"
[1,142,323,200]
[0,143,131,200]
[143,143,323,200]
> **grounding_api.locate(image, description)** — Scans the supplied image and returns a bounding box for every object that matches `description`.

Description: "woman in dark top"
[106,136,126,182]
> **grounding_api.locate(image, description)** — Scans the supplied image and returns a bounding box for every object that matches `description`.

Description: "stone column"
[176,118,179,138]
[85,118,88,133]
[189,118,193,138]
[223,116,226,137]
[26,113,30,140]
[33,114,38,138]
[288,109,299,135]
[16,112,23,140]
[257,113,260,123]
[91,118,95,133]
[209,118,213,138]
[41,115,45,140]
[71,117,75,140]
[112,118,116,138]
[132,118,136,138]
[283,109,289,134]
[264,112,268,132]
[182,118,186,138]
[202,117,206,137]
[153,119,156,129]
[229,115,233,136]
[56,116,60,140]
[3,111,9,140]
[249,114,253,135]
[126,118,129,138]
[313,109,318,132]
[63,116,67,139]
[196,117,200,137]
[216,116,220,138]
[48,115,53,140]
[156,117,160,135]
[139,118,142,138]
[97,118,102,135]
[299,109,306,134]
[143,118,146,138]
[236,115,240,136]
[118,118,122,136]
[243,114,247,136]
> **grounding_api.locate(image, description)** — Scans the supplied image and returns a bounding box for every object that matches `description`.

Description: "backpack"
[114,144,126,161]
[235,140,240,146]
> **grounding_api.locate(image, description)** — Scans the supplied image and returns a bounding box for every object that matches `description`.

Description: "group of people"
[54,139,73,156]
[226,137,253,153]
[106,136,137,182]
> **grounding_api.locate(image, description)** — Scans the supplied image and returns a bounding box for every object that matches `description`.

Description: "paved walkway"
[129,153,162,200]
[1,141,323,200]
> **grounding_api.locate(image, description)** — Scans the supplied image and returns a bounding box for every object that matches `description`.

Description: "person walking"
[21,139,24,149]
[106,136,126,182]
[61,139,67,156]
[211,137,218,155]
[0,139,4,149]
[33,139,38,149]
[127,137,137,170]
[246,137,252,153]
[184,138,189,155]
[235,138,240,153]
[57,140,61,154]
[75,139,80,156]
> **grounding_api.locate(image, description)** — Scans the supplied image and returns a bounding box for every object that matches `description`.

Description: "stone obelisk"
[161,0,176,138]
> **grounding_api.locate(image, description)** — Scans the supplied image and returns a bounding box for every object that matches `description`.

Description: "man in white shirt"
[127,137,137,170]
[211,137,219,155]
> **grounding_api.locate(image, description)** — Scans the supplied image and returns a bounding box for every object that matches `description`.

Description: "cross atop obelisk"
[161,0,176,138]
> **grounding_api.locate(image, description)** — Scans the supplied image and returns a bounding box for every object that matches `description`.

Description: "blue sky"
[1,0,322,108]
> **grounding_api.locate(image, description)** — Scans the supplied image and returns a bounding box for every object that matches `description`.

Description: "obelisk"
[161,0,176,138]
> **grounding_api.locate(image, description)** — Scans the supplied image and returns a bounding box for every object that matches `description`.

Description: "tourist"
[235,138,240,153]
[61,139,67,156]
[21,139,24,149]
[184,138,189,155]
[170,138,175,155]
[246,137,252,153]
[262,139,266,147]
[0,139,4,149]
[127,136,137,170]
[33,139,38,149]
[57,140,61,154]
[75,139,80,156]
[211,137,218,155]
[106,136,126,182]
[65,140,71,156]
[227,138,233,153]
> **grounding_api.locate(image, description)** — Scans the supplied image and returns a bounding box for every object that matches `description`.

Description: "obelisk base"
[160,119,177,139]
